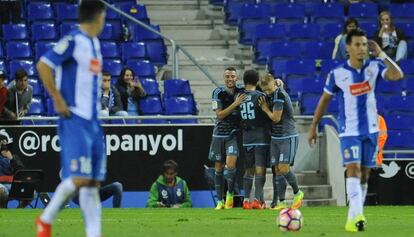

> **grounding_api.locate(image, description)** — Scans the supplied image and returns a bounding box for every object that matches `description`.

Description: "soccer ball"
[277,208,303,232]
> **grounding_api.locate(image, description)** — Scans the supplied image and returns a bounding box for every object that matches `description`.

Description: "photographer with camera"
[0,130,24,208]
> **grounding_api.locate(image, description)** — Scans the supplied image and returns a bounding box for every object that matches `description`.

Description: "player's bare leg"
[345,164,365,232]
[224,156,237,209]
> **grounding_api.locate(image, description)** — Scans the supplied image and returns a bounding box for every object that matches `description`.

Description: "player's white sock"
[346,177,363,220]
[360,183,368,205]
[41,178,76,224]
[80,187,102,237]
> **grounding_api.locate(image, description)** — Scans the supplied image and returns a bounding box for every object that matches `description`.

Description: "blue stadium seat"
[106,8,119,20]
[0,44,4,58]
[239,19,270,45]
[101,41,120,58]
[399,60,414,75]
[46,98,56,116]
[117,3,150,24]
[348,3,378,23]
[359,22,378,38]
[164,79,192,97]
[60,22,79,36]
[376,79,403,94]
[6,42,32,59]
[268,41,301,60]
[320,22,343,39]
[121,42,147,61]
[55,3,78,22]
[164,96,196,115]
[312,3,344,23]
[386,130,414,149]
[139,96,163,115]
[99,23,115,40]
[268,59,288,78]
[395,23,414,39]
[406,77,414,93]
[126,60,155,78]
[287,23,320,41]
[170,119,198,124]
[9,60,36,77]
[285,59,316,79]
[252,23,285,47]
[31,23,57,41]
[103,59,123,77]
[301,94,319,115]
[320,59,345,75]
[225,2,244,26]
[140,78,160,96]
[133,24,162,41]
[287,77,324,97]
[27,97,45,115]
[141,118,169,124]
[239,3,272,24]
[376,95,388,114]
[389,3,414,23]
[28,79,43,96]
[145,41,167,67]
[2,24,28,41]
[35,41,56,60]
[385,114,414,131]
[27,3,53,22]
[302,41,334,59]
[388,95,414,112]
[273,3,306,24]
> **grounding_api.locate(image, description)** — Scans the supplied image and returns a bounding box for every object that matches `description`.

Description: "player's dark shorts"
[58,114,106,181]
[208,134,239,163]
[340,133,378,168]
[244,145,269,168]
[270,136,298,167]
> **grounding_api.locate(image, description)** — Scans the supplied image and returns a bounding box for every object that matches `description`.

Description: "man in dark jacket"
[0,130,24,208]
[146,160,191,208]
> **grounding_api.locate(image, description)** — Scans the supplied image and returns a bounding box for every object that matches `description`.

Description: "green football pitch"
[1,206,413,237]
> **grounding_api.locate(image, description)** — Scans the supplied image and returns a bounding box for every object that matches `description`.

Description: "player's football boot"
[272,201,288,211]
[251,199,264,209]
[36,217,51,237]
[224,192,234,209]
[291,190,304,209]
[242,200,251,209]
[260,201,266,209]
[345,214,366,232]
[215,200,225,210]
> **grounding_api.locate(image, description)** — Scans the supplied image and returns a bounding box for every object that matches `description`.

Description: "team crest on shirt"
[344,149,351,159]
[89,58,101,74]
[161,190,168,199]
[176,188,182,197]
[349,81,372,96]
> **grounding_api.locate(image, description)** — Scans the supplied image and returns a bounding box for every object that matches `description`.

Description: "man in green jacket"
[146,160,192,208]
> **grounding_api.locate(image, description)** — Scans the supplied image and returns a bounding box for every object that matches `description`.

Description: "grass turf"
[1,206,413,236]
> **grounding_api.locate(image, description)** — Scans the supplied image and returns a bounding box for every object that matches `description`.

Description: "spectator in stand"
[3,69,32,121]
[0,0,22,24]
[100,71,128,117]
[0,72,7,119]
[0,130,25,208]
[332,18,359,60]
[374,11,407,62]
[146,160,192,208]
[115,67,146,114]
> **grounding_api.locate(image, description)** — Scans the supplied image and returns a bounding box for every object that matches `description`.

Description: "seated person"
[332,18,359,60]
[72,182,123,208]
[374,11,407,62]
[146,160,191,208]
[0,130,25,208]
[100,71,128,117]
[114,67,146,114]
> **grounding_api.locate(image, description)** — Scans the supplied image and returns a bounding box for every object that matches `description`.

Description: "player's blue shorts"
[340,133,378,168]
[58,114,106,181]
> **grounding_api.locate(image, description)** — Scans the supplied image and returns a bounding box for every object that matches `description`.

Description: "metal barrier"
[99,0,221,87]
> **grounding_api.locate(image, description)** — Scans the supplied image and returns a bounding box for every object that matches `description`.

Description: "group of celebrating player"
[209,28,404,233]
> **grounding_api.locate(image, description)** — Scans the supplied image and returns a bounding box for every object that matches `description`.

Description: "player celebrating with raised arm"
[307,28,404,232]
[259,74,304,210]
[35,1,106,237]
[209,67,246,210]
[238,69,271,209]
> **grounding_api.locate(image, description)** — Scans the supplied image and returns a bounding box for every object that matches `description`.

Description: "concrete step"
[263,185,332,200]
[158,19,221,30]
[166,40,234,47]
[166,46,231,61]
[161,29,221,41]
[146,10,204,21]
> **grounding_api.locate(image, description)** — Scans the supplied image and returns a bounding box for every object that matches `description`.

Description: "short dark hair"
[346,28,367,45]
[243,69,259,86]
[163,160,178,173]
[102,71,111,77]
[79,0,106,23]
[15,68,28,81]
[224,67,237,72]
[343,18,359,34]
